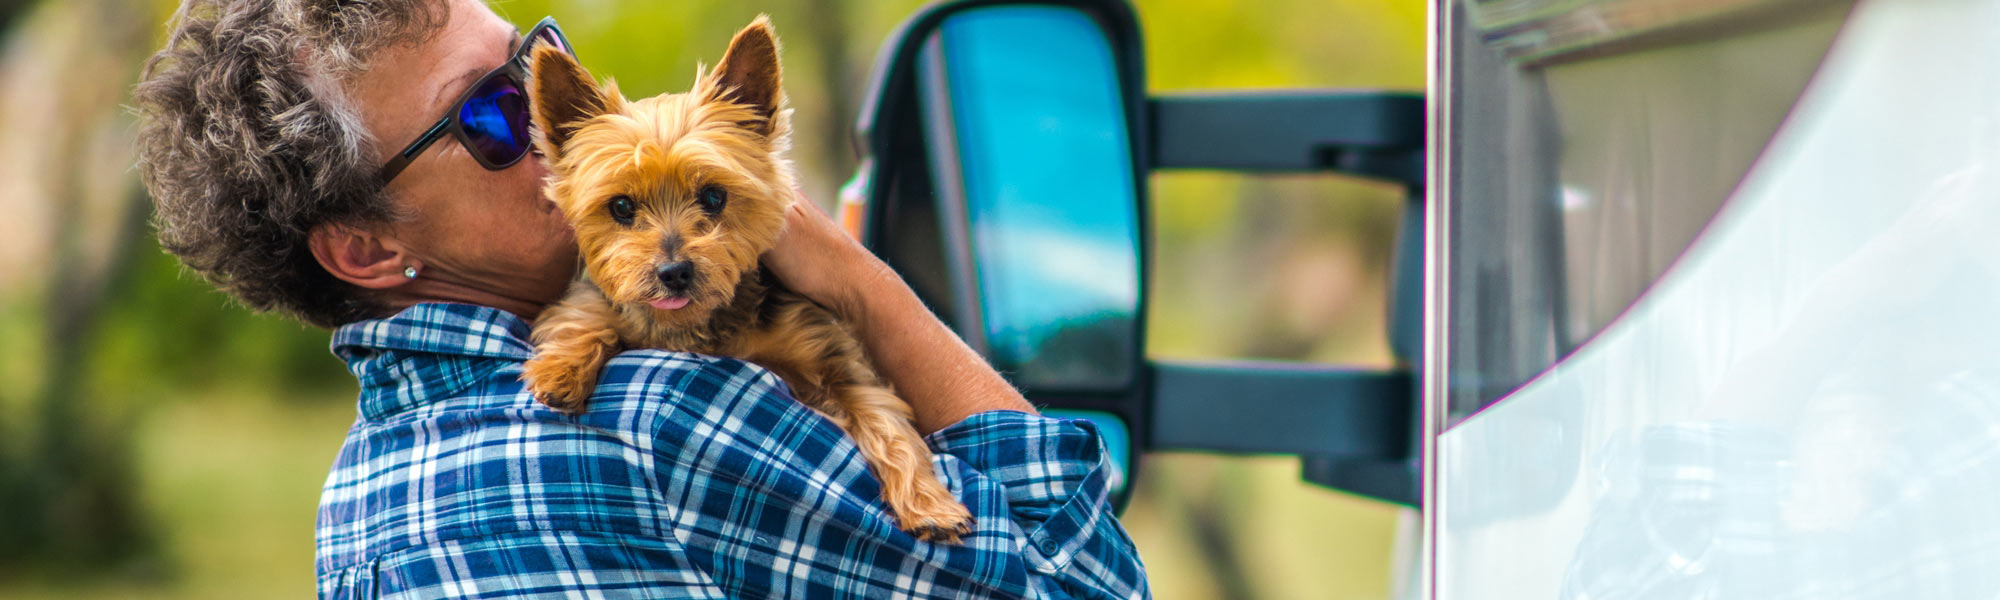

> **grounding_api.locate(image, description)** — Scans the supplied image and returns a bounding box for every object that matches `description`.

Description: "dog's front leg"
[823,374,976,544]
[523,281,623,412]
[743,296,976,543]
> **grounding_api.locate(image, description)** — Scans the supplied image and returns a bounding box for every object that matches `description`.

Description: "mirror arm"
[1149,359,1420,506]
[1149,359,1413,458]
[1149,359,1418,504]
[1301,456,1419,506]
[1147,91,1425,187]
[1144,91,1428,506]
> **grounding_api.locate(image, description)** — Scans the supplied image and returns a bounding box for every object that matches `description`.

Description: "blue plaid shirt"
[316,303,1148,599]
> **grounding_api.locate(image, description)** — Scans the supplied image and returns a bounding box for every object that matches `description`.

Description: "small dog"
[519,17,974,543]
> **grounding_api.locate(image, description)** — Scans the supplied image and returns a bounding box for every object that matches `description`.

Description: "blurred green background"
[0,0,1422,597]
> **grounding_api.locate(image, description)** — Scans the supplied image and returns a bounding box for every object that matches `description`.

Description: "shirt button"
[1037,538,1061,555]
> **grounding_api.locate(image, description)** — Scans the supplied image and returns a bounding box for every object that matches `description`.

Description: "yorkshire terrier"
[518,17,974,543]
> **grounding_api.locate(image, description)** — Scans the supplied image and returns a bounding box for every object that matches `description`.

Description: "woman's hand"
[763,196,895,323]
[765,193,1034,434]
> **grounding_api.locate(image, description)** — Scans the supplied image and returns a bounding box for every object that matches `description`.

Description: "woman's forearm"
[841,259,1036,435]
[764,200,1034,434]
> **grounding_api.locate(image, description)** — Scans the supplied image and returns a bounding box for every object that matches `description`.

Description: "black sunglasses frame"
[377,16,573,185]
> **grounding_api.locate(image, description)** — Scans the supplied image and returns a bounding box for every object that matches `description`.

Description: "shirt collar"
[330,302,536,420]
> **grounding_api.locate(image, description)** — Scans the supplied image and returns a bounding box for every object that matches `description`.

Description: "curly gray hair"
[134,0,445,328]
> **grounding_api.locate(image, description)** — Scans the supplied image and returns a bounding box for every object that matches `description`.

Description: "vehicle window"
[1438,0,1851,423]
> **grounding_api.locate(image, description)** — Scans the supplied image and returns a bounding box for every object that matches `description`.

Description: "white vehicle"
[1428,0,2000,596]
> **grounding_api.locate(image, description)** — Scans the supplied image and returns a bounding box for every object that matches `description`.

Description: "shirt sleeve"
[927,411,1150,599]
[646,357,1150,600]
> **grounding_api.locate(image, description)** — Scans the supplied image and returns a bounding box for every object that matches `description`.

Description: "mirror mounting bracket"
[1147,90,1427,506]
[1149,91,1426,187]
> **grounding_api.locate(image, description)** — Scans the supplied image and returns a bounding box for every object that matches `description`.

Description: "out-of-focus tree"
[0,0,30,35]
[0,0,166,573]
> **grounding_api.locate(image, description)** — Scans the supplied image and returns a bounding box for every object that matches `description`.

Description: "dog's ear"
[529,45,614,161]
[707,15,784,136]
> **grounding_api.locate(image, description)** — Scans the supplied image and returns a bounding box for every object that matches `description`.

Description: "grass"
[2,388,353,599]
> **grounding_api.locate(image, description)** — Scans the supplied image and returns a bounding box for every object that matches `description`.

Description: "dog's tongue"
[649,297,691,311]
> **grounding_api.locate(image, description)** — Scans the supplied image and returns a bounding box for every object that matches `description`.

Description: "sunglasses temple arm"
[378,117,454,185]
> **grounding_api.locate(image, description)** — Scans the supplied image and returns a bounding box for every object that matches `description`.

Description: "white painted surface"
[1436,0,2000,596]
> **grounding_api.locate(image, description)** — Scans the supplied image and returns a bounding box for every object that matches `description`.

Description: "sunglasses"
[378,16,574,185]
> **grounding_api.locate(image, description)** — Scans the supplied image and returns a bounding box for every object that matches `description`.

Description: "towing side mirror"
[912,5,1144,397]
[848,0,1426,508]
[848,0,1150,504]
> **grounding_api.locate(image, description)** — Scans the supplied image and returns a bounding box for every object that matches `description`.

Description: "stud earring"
[403,266,419,279]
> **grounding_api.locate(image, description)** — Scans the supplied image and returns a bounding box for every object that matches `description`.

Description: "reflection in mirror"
[919,5,1143,392]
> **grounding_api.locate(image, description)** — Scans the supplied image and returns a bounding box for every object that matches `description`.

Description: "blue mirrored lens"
[459,76,529,166]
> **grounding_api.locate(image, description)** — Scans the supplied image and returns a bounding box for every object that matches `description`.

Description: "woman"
[134,0,1148,597]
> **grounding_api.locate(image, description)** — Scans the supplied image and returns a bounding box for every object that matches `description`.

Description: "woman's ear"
[308,223,414,290]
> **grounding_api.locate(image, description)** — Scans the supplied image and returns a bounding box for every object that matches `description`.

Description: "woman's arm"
[764,198,1035,435]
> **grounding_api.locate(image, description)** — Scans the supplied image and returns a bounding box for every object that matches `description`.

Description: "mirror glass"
[918,5,1143,392]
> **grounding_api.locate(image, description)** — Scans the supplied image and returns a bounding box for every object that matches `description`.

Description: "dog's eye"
[698,185,727,215]
[608,196,636,225]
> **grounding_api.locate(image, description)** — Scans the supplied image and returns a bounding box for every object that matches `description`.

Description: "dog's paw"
[521,355,595,413]
[897,497,975,544]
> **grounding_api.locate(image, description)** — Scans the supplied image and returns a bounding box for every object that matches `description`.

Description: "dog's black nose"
[656,261,694,292]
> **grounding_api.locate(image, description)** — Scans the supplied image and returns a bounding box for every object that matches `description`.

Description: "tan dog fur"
[519,17,974,543]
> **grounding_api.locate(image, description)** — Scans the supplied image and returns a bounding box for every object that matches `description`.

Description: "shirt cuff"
[925,410,1115,572]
